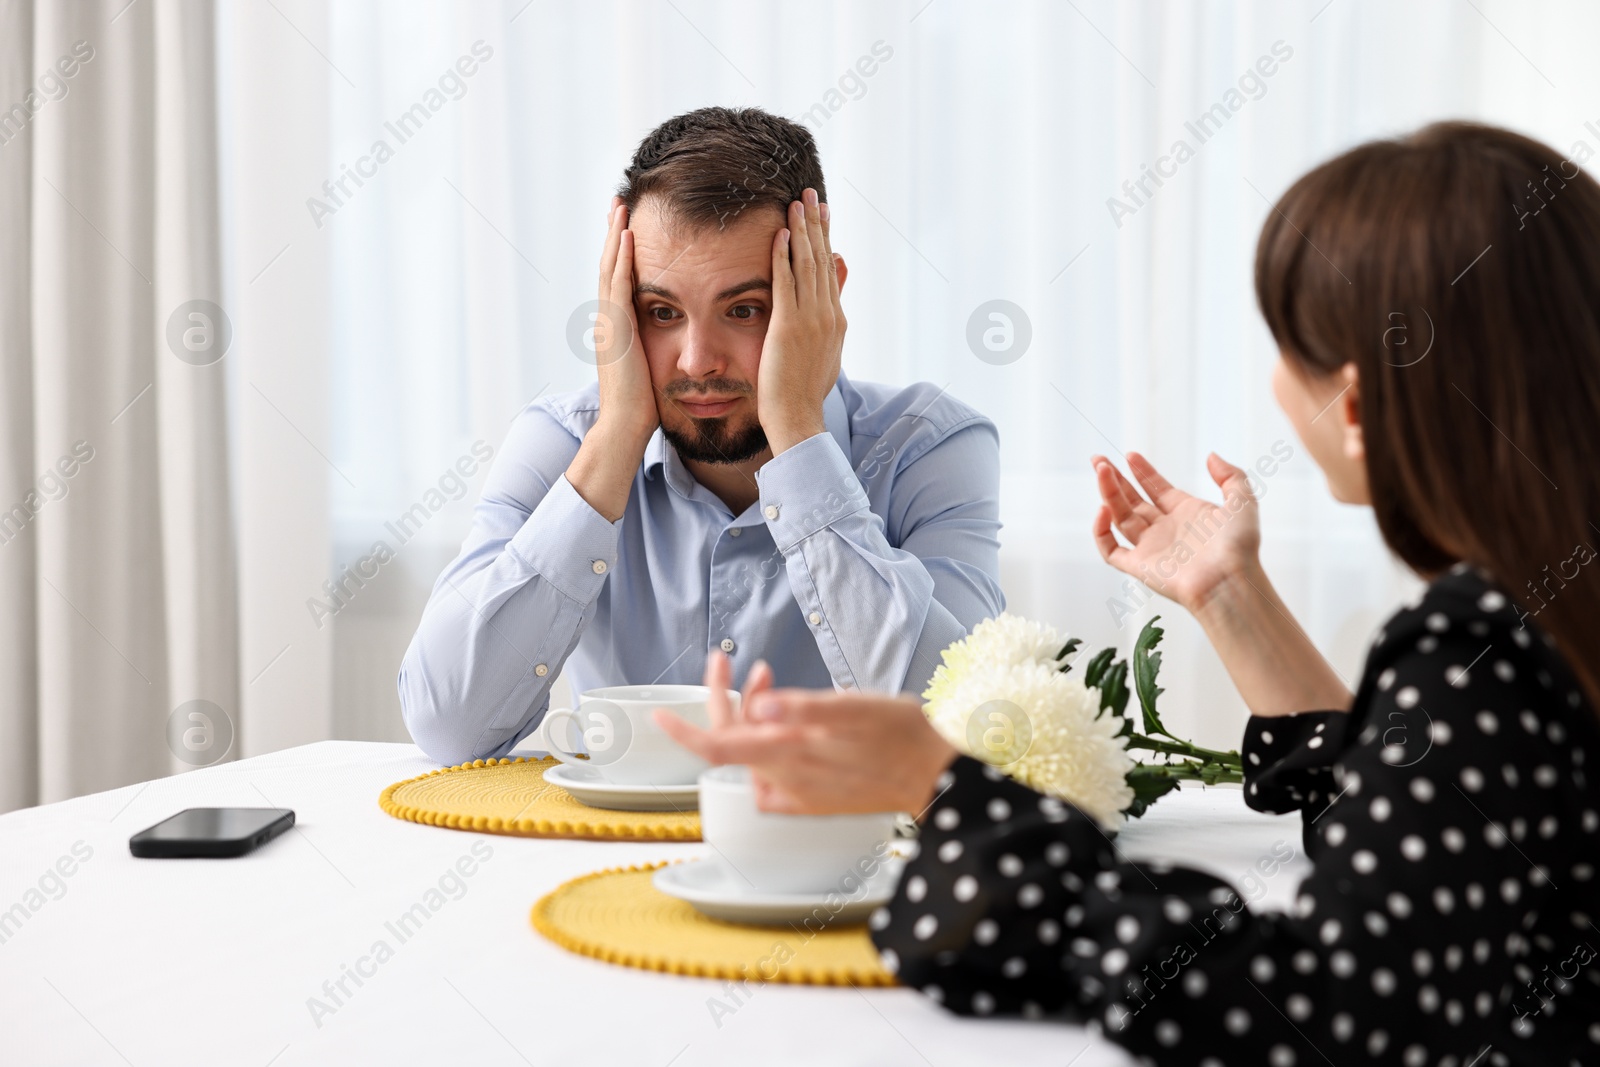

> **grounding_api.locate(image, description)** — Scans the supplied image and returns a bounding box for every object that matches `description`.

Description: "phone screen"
[137,808,289,842]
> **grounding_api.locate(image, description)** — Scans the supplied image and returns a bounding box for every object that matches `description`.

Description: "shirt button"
[808,612,821,626]
[763,504,780,521]
[720,638,736,653]
[534,664,549,677]
[728,527,742,537]
[591,560,608,574]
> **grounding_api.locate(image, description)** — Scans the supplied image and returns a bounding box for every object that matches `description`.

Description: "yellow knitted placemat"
[531,862,896,987]
[379,757,701,841]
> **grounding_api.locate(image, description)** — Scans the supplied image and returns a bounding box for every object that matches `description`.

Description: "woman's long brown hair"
[1255,121,1600,712]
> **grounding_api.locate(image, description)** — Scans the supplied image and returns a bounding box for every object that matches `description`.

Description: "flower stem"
[1128,759,1244,786]
[1126,734,1242,767]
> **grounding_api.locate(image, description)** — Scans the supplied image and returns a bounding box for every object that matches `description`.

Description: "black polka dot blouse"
[871,565,1600,1066]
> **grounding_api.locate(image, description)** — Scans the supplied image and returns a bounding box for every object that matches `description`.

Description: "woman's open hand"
[1091,451,1262,616]
[1093,451,1353,715]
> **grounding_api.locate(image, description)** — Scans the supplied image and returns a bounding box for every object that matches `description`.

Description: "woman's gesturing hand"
[1091,451,1262,616]
[1092,450,1353,716]
[657,653,958,816]
[700,648,773,728]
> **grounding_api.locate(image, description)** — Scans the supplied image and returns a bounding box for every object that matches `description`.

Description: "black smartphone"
[129,807,295,859]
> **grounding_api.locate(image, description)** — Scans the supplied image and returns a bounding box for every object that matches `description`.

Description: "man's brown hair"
[1256,121,1600,712]
[619,106,826,231]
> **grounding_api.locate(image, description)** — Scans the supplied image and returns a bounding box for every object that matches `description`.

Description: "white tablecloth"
[0,740,1311,1067]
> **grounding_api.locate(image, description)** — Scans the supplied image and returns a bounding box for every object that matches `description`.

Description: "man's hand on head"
[756,188,847,454]
[594,198,658,449]
[565,198,659,523]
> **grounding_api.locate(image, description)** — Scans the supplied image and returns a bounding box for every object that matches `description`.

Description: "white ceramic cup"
[537,684,738,787]
[698,765,900,894]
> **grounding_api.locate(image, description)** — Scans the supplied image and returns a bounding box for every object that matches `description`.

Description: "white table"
[0,741,1310,1067]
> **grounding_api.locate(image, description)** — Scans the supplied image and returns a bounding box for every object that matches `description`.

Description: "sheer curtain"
[11,0,1583,808]
[1,0,235,811]
[216,0,1600,761]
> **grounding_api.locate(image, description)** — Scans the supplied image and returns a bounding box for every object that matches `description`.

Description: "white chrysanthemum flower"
[923,614,1136,830]
[927,613,1073,677]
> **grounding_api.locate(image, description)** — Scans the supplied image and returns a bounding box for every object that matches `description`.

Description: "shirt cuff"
[505,474,621,602]
[1241,710,1349,816]
[754,431,870,552]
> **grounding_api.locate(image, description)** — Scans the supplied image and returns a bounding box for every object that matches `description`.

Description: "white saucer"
[653,856,903,926]
[542,762,699,812]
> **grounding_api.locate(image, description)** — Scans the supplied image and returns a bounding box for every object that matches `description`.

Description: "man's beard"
[662,414,769,464]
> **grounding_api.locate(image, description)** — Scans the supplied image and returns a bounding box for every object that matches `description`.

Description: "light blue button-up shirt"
[398,371,1004,765]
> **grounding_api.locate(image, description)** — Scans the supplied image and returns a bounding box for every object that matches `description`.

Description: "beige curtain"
[0,0,237,811]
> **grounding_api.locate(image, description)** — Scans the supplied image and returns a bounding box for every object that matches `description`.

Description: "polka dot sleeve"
[871,568,1600,1065]
[1240,711,1350,819]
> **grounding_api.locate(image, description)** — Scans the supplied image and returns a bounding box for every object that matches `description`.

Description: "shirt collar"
[643,371,853,496]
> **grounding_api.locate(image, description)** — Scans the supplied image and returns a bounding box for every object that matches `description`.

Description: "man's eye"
[730,305,759,320]
[649,307,678,323]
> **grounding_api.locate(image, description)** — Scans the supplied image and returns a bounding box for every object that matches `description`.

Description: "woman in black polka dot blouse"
[660,123,1600,1065]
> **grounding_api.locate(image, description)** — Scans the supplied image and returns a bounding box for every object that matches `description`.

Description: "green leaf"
[1055,637,1083,670]
[1133,616,1168,737]
[1082,647,1117,688]
[1098,661,1130,720]
[1123,765,1186,820]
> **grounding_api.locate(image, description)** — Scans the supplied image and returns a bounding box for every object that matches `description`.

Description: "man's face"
[629,199,782,465]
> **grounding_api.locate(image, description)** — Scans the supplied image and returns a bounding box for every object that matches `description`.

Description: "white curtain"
[6,0,1598,809]
[0,0,236,810]
[268,0,1595,756]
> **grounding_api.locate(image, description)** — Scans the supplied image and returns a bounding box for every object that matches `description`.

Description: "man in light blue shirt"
[399,107,1002,765]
